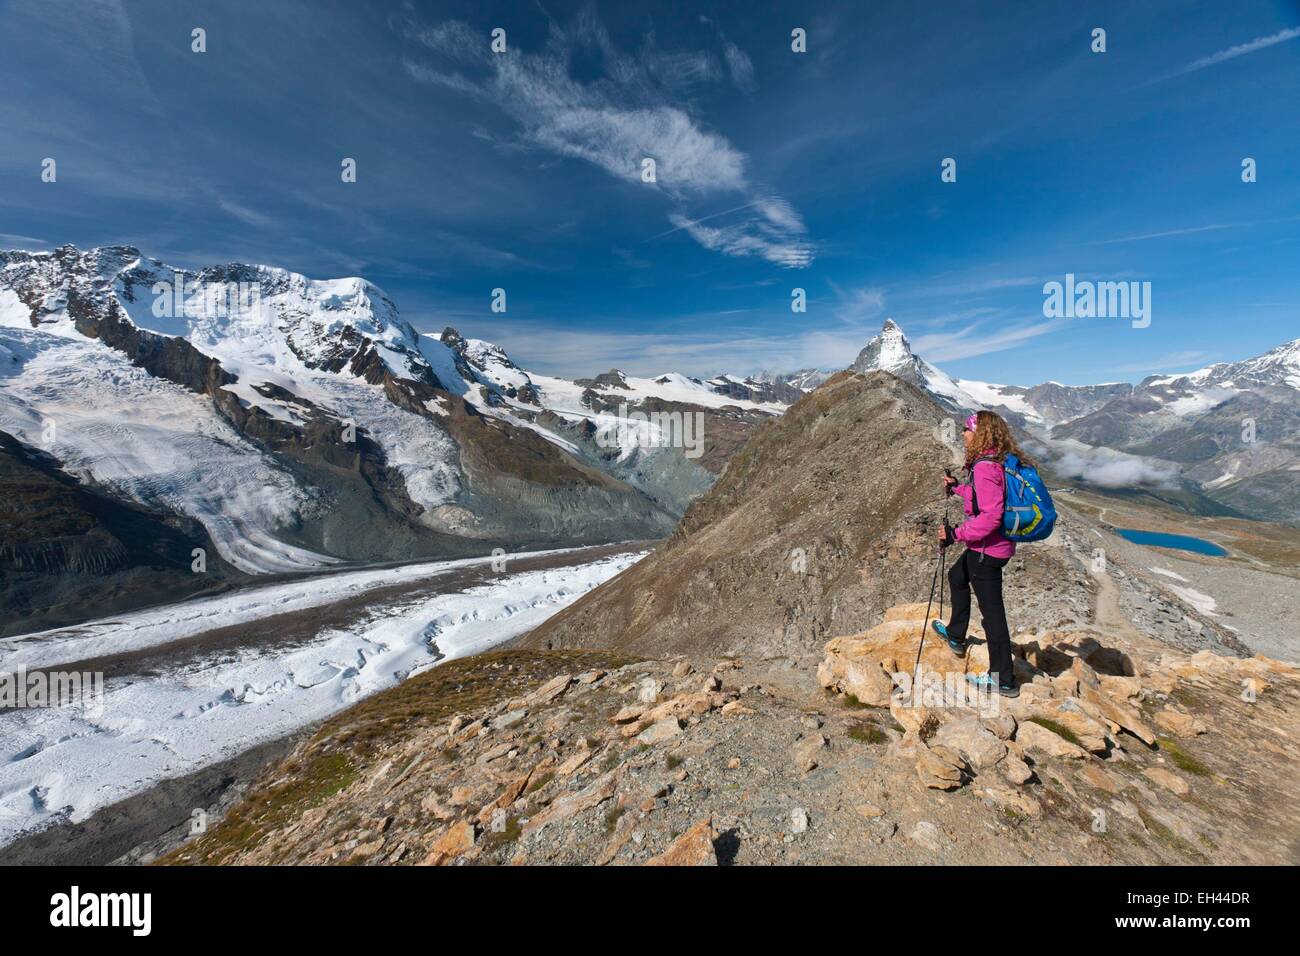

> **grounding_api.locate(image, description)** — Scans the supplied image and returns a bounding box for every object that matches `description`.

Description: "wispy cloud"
[1093,215,1300,245]
[217,198,275,229]
[827,282,886,324]
[722,41,757,93]
[0,232,48,250]
[1176,26,1300,76]
[911,317,1067,363]
[401,12,812,266]
[1108,350,1212,374]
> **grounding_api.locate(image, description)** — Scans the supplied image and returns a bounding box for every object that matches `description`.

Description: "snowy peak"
[852,318,917,375]
[705,373,804,405]
[116,254,435,387]
[755,367,833,392]
[432,326,538,405]
[2,244,437,390]
[1142,336,1300,393]
[576,369,632,390]
[850,319,969,411]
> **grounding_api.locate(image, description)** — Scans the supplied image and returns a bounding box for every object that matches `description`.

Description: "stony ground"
[163,601,1300,866]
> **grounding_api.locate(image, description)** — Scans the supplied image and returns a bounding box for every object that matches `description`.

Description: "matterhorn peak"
[852,318,917,376]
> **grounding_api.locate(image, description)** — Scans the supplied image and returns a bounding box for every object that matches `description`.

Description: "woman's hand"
[942,475,958,495]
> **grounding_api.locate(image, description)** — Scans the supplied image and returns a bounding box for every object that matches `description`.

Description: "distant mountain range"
[4,245,1296,632]
[846,319,1300,524]
[0,245,791,631]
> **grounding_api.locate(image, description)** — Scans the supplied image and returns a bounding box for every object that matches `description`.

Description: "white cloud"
[1109,350,1212,374]
[403,13,811,266]
[0,232,48,250]
[723,41,757,93]
[1177,26,1300,75]
[828,283,886,323]
[667,212,813,267]
[217,198,274,228]
[911,318,1067,362]
[1027,436,1181,489]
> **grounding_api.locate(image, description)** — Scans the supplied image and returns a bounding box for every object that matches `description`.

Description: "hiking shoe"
[931,620,967,658]
[965,673,1019,698]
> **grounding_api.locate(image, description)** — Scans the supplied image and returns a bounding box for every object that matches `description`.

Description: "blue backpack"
[971,454,1057,543]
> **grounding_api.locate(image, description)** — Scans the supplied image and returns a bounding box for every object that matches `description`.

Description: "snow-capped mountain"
[756,367,835,392]
[1052,338,1300,520]
[849,319,973,413]
[1,245,793,631]
[847,317,1300,524]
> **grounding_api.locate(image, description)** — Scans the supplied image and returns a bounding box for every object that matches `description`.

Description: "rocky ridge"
[162,602,1300,866]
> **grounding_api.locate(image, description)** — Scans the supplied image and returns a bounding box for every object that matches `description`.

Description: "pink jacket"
[951,454,1016,560]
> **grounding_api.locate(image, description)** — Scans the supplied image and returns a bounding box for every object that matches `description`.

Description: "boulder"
[1077,686,1156,746]
[421,820,477,865]
[915,743,966,790]
[932,717,1008,771]
[1015,720,1088,759]
[908,820,951,853]
[645,818,719,866]
[1040,701,1113,753]
[526,674,573,707]
[611,704,645,725]
[976,786,1041,818]
[999,753,1034,786]
[981,714,1017,740]
[637,716,684,745]
[818,653,894,707]
[793,734,828,774]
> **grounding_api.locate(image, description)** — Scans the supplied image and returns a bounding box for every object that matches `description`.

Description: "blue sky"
[1,0,1298,384]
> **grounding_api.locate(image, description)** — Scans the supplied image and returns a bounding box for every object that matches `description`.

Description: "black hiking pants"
[946,547,1013,686]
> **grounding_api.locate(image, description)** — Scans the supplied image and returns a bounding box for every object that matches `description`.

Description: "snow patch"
[1149,567,1188,583]
[0,550,645,847]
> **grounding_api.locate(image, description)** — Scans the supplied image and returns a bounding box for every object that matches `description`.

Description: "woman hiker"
[932,410,1034,698]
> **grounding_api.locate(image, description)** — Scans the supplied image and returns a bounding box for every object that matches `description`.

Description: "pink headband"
[964,413,979,432]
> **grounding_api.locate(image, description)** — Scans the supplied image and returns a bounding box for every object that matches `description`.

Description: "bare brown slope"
[522,371,971,658]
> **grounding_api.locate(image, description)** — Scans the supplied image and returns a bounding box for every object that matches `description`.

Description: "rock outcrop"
[162,604,1300,867]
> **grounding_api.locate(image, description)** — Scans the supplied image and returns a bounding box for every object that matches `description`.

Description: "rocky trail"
[164,601,1300,866]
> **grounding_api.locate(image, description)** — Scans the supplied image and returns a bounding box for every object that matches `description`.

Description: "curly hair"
[965,410,1038,470]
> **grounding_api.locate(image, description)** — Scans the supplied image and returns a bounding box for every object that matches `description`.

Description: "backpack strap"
[966,455,1004,517]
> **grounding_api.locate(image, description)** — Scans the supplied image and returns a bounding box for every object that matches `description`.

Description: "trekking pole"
[911,545,943,698]
[911,470,953,697]
[938,469,953,627]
